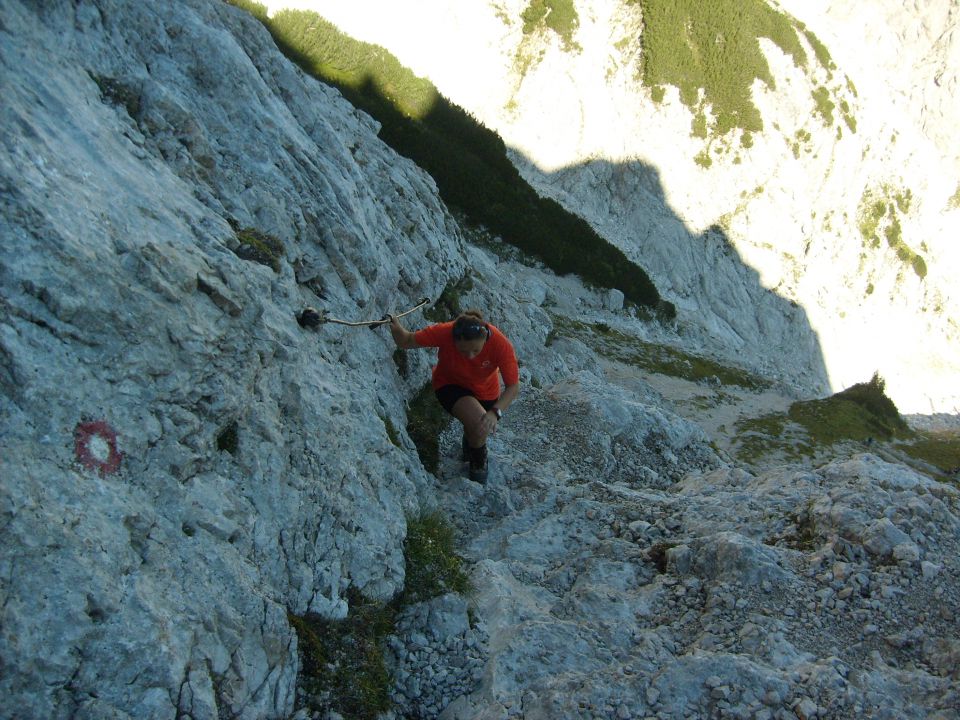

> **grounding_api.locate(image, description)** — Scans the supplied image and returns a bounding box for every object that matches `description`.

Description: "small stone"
[711,686,730,700]
[762,690,782,706]
[892,542,920,563]
[794,697,818,719]
[920,561,941,579]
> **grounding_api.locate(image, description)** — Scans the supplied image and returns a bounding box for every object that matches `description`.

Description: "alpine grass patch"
[521,0,580,51]
[733,374,910,464]
[288,510,471,718]
[406,381,450,476]
[552,315,770,390]
[232,226,284,272]
[857,185,925,279]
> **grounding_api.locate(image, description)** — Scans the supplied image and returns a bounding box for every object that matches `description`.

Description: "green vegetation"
[947,183,960,210]
[406,381,450,475]
[734,374,910,463]
[635,0,852,150]
[857,185,925,279]
[233,226,284,272]
[398,511,472,605]
[521,0,580,50]
[839,99,857,133]
[811,85,834,126]
[288,594,394,720]
[424,274,476,323]
[381,414,401,448]
[692,111,709,138]
[288,511,469,719]
[791,128,813,158]
[552,315,771,389]
[91,73,141,118]
[792,373,908,442]
[392,348,409,379]
[896,431,960,484]
[227,1,667,314]
[638,0,806,135]
[802,28,834,73]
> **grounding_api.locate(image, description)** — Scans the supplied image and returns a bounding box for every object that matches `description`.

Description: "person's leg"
[451,395,490,449]
[434,387,497,479]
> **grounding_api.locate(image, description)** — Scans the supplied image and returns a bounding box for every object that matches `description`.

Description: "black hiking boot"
[469,445,488,484]
[461,432,470,462]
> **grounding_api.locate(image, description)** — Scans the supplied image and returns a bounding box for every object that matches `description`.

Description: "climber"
[389,309,520,483]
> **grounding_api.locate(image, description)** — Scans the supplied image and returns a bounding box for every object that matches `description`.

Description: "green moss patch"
[857,185,925,279]
[406,381,450,475]
[553,315,770,390]
[288,512,469,718]
[234,227,284,272]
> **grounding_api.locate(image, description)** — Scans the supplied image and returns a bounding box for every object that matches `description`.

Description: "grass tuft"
[405,381,450,475]
[287,592,394,720]
[288,510,471,718]
[234,227,284,272]
[552,315,770,389]
[896,432,960,484]
[398,512,472,606]
[857,185,925,279]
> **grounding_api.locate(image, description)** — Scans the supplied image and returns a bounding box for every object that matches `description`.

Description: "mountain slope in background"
[269,0,960,414]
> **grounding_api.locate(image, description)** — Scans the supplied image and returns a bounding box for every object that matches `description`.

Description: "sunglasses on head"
[453,322,489,341]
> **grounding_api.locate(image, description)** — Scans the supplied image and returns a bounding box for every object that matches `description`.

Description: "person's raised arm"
[390,316,420,350]
[494,382,520,414]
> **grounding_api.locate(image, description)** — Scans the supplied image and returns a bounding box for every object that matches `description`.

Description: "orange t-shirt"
[414,322,520,401]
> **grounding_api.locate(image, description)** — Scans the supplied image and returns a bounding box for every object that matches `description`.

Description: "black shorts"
[435,385,498,415]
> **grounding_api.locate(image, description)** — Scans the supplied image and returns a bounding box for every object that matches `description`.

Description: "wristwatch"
[491,408,503,420]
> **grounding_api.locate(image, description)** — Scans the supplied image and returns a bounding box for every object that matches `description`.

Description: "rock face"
[1,0,459,716]
[289,0,960,413]
[2,2,959,720]
[425,365,960,720]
